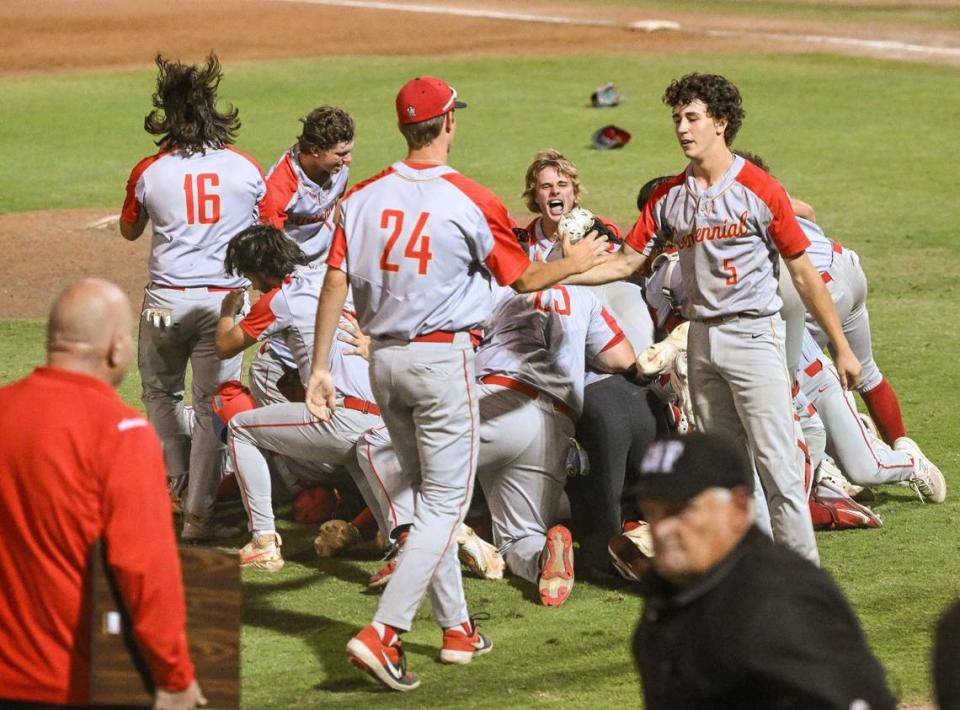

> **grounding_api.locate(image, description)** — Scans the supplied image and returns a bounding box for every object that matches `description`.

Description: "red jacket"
[0,367,194,703]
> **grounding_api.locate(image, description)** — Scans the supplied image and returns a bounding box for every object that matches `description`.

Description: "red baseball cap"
[396,76,467,125]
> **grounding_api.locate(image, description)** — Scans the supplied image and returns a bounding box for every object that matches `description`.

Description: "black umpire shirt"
[633,526,897,710]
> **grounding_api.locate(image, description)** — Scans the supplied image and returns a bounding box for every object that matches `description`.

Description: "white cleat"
[457,524,505,580]
[894,437,946,504]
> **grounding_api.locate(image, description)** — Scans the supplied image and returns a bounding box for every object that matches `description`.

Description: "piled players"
[106,56,945,699]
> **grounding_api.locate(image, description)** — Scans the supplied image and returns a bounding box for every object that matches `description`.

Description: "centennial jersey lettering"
[674,210,750,250]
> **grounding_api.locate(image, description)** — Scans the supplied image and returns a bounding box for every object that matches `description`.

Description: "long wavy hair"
[144,53,240,155]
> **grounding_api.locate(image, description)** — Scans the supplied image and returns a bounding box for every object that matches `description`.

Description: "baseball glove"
[558,207,622,246]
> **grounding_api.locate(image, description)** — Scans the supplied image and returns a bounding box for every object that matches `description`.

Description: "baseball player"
[250,107,355,408]
[213,225,384,570]
[304,76,609,691]
[120,53,271,542]
[571,73,863,565]
[520,150,661,577]
[797,329,945,501]
[475,282,636,604]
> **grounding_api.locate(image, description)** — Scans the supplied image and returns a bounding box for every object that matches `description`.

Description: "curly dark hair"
[298,106,355,153]
[662,73,745,146]
[733,150,770,173]
[224,225,308,279]
[637,175,672,212]
[144,53,240,155]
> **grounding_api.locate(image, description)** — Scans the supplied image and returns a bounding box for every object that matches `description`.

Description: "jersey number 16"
[183,173,221,225]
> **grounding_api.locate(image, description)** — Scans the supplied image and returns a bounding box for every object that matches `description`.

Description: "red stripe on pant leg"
[364,427,399,531]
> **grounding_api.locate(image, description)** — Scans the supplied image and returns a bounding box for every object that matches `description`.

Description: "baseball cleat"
[457,524,505,580]
[314,520,362,558]
[538,524,574,607]
[895,437,947,504]
[346,624,420,692]
[440,619,493,664]
[608,521,655,583]
[180,514,243,543]
[815,459,872,503]
[238,533,284,572]
[368,531,408,590]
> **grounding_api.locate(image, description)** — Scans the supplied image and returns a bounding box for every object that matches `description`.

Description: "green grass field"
[1,50,958,707]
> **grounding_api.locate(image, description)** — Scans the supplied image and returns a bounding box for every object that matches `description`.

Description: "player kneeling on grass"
[215,224,384,571]
[474,279,637,606]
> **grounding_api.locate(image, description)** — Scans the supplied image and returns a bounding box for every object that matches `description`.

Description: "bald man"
[0,279,204,709]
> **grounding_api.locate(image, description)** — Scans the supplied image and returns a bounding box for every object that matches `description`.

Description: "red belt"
[342,397,381,416]
[151,283,235,292]
[804,359,824,377]
[832,241,843,254]
[479,374,574,419]
[821,272,833,284]
[412,329,482,348]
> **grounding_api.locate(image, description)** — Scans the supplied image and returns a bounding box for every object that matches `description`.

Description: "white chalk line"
[262,0,960,61]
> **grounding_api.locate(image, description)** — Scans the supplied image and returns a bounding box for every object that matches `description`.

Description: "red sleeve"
[120,152,165,226]
[625,176,682,255]
[238,288,280,339]
[598,306,626,352]
[326,223,347,271]
[442,173,529,287]
[100,415,194,691]
[736,162,809,259]
[264,153,299,230]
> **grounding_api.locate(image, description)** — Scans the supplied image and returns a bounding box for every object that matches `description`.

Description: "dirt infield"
[2,0,958,317]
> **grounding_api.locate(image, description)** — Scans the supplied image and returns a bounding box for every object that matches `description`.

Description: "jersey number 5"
[183,173,221,225]
[722,257,738,285]
[379,209,433,275]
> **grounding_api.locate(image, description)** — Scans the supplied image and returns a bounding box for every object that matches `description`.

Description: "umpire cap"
[628,433,753,502]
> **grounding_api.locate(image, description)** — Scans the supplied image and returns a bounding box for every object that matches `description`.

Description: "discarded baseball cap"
[211,379,256,443]
[396,76,467,125]
[591,124,631,150]
[629,433,754,502]
[591,81,623,108]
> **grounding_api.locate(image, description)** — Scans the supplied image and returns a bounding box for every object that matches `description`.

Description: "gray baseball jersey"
[627,156,810,320]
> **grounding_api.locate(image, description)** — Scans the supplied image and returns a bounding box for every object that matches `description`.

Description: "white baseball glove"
[635,321,689,378]
[557,207,596,244]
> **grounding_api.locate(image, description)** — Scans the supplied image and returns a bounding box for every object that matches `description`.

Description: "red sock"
[351,507,379,541]
[861,378,906,445]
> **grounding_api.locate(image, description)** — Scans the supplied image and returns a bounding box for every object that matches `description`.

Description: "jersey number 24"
[379,209,433,275]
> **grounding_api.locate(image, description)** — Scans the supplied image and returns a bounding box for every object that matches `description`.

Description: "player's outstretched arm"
[513,231,611,293]
[785,253,861,389]
[306,267,349,420]
[564,239,648,286]
[214,289,256,359]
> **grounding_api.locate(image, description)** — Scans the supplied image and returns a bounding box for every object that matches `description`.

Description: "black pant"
[566,374,666,575]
